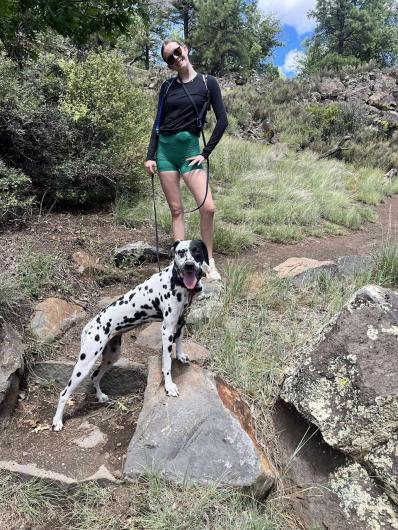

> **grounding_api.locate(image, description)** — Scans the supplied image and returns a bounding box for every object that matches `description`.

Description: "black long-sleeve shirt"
[146,73,228,161]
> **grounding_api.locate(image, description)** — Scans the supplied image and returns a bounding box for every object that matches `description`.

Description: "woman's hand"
[186,155,205,167]
[144,160,157,176]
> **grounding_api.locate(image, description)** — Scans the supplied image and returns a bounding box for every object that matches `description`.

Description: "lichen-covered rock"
[0,320,24,426]
[272,400,398,529]
[364,434,398,505]
[329,463,398,530]
[280,285,398,513]
[124,357,275,497]
[281,285,398,456]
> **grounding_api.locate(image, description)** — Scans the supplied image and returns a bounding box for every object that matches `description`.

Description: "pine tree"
[189,0,280,75]
[304,0,398,73]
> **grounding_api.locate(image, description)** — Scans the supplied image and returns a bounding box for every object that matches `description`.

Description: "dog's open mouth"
[182,270,198,290]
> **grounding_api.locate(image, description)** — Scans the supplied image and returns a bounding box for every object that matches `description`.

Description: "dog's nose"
[184,261,195,272]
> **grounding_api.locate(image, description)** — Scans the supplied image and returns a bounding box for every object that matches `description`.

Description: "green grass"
[16,250,71,298]
[113,136,393,254]
[0,272,30,321]
[371,241,398,287]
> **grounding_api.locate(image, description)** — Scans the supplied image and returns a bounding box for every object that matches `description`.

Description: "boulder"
[363,433,398,505]
[281,285,398,456]
[273,257,336,286]
[273,256,373,286]
[30,298,85,341]
[135,322,210,364]
[0,320,24,425]
[114,242,168,266]
[271,400,398,529]
[368,92,397,110]
[328,462,398,529]
[72,251,106,275]
[187,278,223,326]
[32,359,146,395]
[281,284,398,508]
[317,79,345,99]
[124,357,275,497]
[335,255,373,278]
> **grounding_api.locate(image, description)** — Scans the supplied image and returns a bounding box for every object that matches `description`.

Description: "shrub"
[0,49,151,207]
[0,160,33,224]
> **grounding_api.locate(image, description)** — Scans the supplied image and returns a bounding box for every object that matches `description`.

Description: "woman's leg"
[182,168,216,259]
[158,170,185,241]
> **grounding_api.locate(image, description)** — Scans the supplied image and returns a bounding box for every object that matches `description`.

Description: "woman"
[144,39,228,281]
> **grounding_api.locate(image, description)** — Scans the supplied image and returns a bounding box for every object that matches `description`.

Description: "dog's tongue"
[183,272,197,290]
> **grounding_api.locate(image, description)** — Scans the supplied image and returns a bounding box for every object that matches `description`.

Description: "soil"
[1,195,397,484]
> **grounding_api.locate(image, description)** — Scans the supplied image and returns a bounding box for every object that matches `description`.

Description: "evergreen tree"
[303,0,398,73]
[0,0,139,64]
[170,0,197,41]
[189,0,280,75]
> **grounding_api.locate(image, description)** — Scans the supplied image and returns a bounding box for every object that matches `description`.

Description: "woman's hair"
[160,39,186,60]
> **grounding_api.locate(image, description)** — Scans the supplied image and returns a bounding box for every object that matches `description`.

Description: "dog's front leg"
[161,322,179,397]
[175,326,190,364]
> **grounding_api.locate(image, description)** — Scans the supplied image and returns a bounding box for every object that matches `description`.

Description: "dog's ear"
[199,240,209,265]
[169,240,180,260]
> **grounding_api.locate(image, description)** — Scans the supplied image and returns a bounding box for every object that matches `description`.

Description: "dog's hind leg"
[91,335,122,402]
[52,336,105,432]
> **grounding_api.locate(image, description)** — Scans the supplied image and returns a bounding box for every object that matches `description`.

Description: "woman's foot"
[206,258,221,281]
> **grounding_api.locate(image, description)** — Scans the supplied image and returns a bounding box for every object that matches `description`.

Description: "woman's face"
[163,42,189,71]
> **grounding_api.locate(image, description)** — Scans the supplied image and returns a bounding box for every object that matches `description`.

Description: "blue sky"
[258,0,317,77]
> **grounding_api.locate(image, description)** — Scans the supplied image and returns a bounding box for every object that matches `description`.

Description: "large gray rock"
[281,285,398,509]
[186,279,223,326]
[114,241,168,266]
[32,359,146,395]
[281,285,398,456]
[135,322,210,365]
[124,357,275,497]
[273,255,373,287]
[272,400,398,529]
[328,463,398,529]
[0,320,24,425]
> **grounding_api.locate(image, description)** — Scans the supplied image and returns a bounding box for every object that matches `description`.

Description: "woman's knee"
[169,204,184,218]
[200,200,216,217]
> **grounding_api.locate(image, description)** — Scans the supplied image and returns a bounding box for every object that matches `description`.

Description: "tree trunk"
[183,5,189,40]
[145,44,150,70]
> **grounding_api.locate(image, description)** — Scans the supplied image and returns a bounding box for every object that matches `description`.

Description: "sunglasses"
[165,46,182,66]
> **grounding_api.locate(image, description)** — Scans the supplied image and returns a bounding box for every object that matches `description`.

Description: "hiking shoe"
[206,258,221,281]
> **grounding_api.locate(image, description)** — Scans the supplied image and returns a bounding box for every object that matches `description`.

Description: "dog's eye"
[177,249,186,257]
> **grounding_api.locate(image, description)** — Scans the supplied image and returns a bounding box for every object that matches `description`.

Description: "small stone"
[30,298,85,342]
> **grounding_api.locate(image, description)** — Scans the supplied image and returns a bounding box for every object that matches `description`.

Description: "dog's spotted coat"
[52,240,209,431]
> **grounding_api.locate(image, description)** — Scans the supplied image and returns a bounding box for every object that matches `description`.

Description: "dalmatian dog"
[52,239,209,432]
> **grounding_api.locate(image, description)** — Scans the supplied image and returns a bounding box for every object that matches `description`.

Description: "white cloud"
[280,49,306,75]
[258,0,317,35]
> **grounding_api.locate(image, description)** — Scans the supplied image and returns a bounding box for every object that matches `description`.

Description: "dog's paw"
[177,352,190,364]
[165,382,179,397]
[97,392,109,403]
[52,419,63,432]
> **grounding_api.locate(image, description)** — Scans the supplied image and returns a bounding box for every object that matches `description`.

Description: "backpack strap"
[202,74,211,112]
[155,76,177,135]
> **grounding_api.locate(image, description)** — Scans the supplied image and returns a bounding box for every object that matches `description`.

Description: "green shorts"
[156,131,204,174]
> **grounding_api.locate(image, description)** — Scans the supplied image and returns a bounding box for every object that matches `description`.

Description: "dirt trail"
[229,195,398,270]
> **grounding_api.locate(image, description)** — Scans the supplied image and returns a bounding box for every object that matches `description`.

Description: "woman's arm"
[146,81,168,161]
[200,76,228,160]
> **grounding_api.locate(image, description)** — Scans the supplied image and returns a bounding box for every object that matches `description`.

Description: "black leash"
[151,172,161,273]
